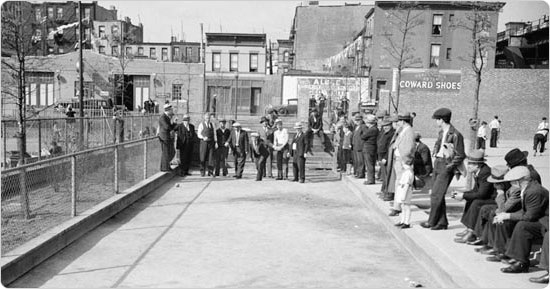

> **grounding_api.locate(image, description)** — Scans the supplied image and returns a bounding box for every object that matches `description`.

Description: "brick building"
[204,33,268,117]
[92,16,144,57]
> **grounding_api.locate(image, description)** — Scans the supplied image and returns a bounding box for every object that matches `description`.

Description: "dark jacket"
[527,164,542,185]
[176,123,196,150]
[361,125,378,152]
[250,138,270,160]
[413,141,433,177]
[290,132,308,160]
[158,113,176,142]
[510,181,549,223]
[226,129,249,154]
[463,163,495,201]
[309,114,323,130]
[216,127,231,148]
[377,128,395,161]
[352,123,366,152]
[258,126,274,147]
[433,124,466,175]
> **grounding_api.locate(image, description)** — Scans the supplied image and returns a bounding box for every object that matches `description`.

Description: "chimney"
[308,1,319,5]
[125,16,131,23]
[171,36,177,42]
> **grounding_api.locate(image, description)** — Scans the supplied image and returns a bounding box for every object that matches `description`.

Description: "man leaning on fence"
[158,103,177,172]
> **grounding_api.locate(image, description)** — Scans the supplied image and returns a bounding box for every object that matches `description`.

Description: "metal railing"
[1,136,161,255]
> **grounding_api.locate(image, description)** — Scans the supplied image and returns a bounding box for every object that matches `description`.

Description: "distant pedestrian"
[158,103,177,172]
[377,116,395,195]
[225,122,248,179]
[362,114,379,185]
[65,105,76,124]
[534,117,549,156]
[250,132,270,181]
[259,116,274,178]
[489,116,500,147]
[214,119,230,177]
[341,124,353,173]
[175,114,196,176]
[352,114,366,178]
[273,119,290,180]
[197,112,218,177]
[318,93,327,119]
[291,122,308,183]
[477,121,488,151]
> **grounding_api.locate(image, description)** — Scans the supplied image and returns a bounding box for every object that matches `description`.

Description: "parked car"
[273,98,298,116]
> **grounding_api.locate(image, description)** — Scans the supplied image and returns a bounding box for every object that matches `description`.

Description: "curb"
[342,175,478,288]
[1,172,175,286]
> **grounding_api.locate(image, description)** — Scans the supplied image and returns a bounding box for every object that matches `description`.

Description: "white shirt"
[197,121,217,142]
[235,130,240,147]
[489,119,500,130]
[273,128,289,150]
[436,126,450,158]
[537,121,549,136]
[477,125,487,138]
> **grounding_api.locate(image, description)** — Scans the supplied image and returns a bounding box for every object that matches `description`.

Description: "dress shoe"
[431,224,448,230]
[480,248,497,255]
[501,258,517,265]
[501,261,529,273]
[233,175,239,178]
[255,179,261,181]
[276,177,283,180]
[364,181,375,185]
[529,273,549,284]
[420,222,432,229]
[467,238,484,246]
[455,229,469,237]
[388,209,401,216]
[475,245,492,253]
[235,176,242,179]
[487,254,510,262]
[454,232,476,243]
[400,224,411,229]
[394,222,404,227]
[291,179,298,182]
[299,180,305,183]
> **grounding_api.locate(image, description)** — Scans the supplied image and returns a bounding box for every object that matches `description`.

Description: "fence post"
[19,167,31,219]
[114,145,119,194]
[71,155,76,217]
[130,116,134,141]
[3,122,7,168]
[143,139,147,179]
[102,117,106,146]
[64,120,68,153]
[38,120,42,161]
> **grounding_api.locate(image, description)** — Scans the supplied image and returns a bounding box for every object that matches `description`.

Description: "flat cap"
[432,108,452,119]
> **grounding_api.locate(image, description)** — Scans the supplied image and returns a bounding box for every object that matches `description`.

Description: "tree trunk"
[466,71,482,189]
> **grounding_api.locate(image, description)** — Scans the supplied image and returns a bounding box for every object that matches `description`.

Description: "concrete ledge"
[1,172,175,286]
[342,175,477,288]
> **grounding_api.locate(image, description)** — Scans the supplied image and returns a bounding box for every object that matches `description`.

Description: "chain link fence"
[1,137,161,255]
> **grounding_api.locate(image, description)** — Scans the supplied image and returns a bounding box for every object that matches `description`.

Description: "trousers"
[427,158,454,227]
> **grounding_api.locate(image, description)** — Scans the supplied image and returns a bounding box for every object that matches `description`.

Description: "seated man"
[491,166,548,273]
[49,141,63,157]
[453,150,495,243]
[529,231,549,283]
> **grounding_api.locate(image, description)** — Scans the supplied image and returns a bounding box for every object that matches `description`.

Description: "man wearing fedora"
[250,132,270,181]
[505,148,542,185]
[273,119,289,180]
[259,116,274,178]
[413,132,432,191]
[421,108,465,230]
[225,122,248,179]
[362,114,379,185]
[158,103,177,172]
[377,116,395,196]
[198,112,218,177]
[452,150,495,244]
[175,114,196,176]
[489,166,549,274]
[352,114,366,178]
[290,122,308,183]
[214,119,231,177]
[382,114,399,202]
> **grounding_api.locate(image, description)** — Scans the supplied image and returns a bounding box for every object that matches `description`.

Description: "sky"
[98,0,550,43]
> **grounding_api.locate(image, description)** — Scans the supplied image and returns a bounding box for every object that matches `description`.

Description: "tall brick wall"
[382,68,549,142]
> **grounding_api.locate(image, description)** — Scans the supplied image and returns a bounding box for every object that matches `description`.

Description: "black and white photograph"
[1,0,549,287]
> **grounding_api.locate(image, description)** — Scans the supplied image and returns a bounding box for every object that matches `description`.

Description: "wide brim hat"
[163,103,172,109]
[505,148,529,167]
[487,165,510,183]
[398,112,412,121]
[274,119,283,124]
[182,114,190,121]
[294,122,303,129]
[467,150,486,164]
[260,116,268,123]
[380,119,392,126]
[232,122,242,127]
[504,166,531,182]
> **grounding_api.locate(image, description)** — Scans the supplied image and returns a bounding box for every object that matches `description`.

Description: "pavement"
[343,138,549,288]
[10,169,438,288]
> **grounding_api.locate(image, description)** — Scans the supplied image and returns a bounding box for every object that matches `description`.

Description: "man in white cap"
[225,121,248,179]
[158,103,177,172]
[290,122,308,183]
[197,112,218,177]
[175,114,196,176]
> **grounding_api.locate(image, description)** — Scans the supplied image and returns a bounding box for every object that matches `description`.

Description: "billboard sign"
[399,69,461,91]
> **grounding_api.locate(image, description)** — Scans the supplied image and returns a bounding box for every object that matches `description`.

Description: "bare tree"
[111,24,137,109]
[380,1,425,113]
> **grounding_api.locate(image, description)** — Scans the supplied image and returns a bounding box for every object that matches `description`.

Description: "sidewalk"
[342,139,549,288]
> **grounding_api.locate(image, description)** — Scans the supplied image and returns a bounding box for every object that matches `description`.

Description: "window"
[138,47,144,56]
[112,46,119,56]
[430,44,441,68]
[230,53,238,71]
[174,47,180,60]
[56,7,63,19]
[172,84,182,100]
[133,76,150,87]
[84,7,90,19]
[84,28,90,40]
[150,48,156,59]
[111,25,119,35]
[186,47,193,61]
[432,14,442,35]
[35,8,41,21]
[162,48,168,61]
[47,7,54,19]
[283,51,289,62]
[250,53,258,72]
[446,48,452,60]
[74,81,94,99]
[449,14,454,23]
[98,26,105,38]
[212,52,221,71]
[126,46,132,56]
[99,46,105,54]
[26,72,55,106]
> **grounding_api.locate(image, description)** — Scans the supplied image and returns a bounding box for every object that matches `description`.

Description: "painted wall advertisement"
[398,70,462,91]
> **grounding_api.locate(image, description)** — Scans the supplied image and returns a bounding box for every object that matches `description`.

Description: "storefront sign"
[399,70,461,91]
[295,77,370,102]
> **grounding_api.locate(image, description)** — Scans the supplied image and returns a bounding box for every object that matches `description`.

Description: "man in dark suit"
[495,166,549,273]
[361,114,379,185]
[352,114,366,178]
[413,132,432,190]
[158,103,176,172]
[175,114,196,176]
[215,119,230,177]
[307,110,326,152]
[225,122,248,179]
[197,112,218,177]
[250,132,270,181]
[259,116,274,178]
[421,108,466,230]
[291,122,308,183]
[452,150,496,243]
[377,117,395,196]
